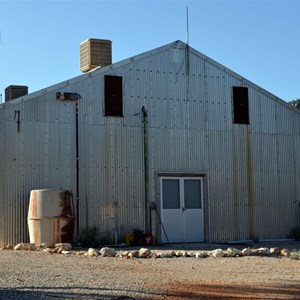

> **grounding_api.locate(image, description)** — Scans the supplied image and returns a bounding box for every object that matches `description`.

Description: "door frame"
[156,172,208,243]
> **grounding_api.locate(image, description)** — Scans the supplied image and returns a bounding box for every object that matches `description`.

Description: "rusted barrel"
[27,189,75,247]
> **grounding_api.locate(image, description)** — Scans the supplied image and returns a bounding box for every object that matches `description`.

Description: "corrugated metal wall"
[0,41,299,246]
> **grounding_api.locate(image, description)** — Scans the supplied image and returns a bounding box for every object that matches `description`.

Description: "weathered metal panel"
[0,40,300,245]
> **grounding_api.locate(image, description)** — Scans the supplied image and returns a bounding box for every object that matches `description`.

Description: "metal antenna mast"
[186,5,189,45]
[185,5,190,75]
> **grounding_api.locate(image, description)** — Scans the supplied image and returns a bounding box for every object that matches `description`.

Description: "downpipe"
[141,106,150,233]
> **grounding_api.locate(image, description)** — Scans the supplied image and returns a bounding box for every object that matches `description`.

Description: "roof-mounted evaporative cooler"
[5,85,28,101]
[80,38,112,73]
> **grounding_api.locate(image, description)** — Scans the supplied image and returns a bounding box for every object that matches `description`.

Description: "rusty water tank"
[27,189,75,247]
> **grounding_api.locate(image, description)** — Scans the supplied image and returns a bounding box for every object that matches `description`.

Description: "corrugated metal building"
[0,40,299,246]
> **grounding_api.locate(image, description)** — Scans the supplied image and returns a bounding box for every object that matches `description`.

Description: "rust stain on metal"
[58,190,75,243]
[61,219,75,243]
[58,191,74,218]
[232,129,239,240]
[29,191,38,218]
[53,218,60,245]
[246,128,254,239]
[33,220,39,245]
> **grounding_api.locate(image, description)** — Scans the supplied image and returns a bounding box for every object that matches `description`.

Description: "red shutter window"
[232,86,249,124]
[104,75,123,117]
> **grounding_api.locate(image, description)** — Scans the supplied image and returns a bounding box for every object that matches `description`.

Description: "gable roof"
[1,40,298,113]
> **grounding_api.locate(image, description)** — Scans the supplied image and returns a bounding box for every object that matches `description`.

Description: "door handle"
[182,207,186,212]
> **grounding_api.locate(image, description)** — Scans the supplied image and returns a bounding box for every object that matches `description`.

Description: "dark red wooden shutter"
[104,75,123,117]
[233,87,249,124]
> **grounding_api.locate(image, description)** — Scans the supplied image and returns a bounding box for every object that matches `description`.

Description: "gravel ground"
[0,241,300,299]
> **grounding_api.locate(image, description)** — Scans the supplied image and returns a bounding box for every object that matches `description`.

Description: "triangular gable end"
[2,40,297,114]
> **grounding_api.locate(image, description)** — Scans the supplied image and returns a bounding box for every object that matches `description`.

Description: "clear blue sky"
[0,0,299,102]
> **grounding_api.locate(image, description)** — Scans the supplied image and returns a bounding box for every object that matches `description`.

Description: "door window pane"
[184,179,202,209]
[162,179,180,209]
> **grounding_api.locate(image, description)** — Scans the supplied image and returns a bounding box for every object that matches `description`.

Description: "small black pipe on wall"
[141,106,150,233]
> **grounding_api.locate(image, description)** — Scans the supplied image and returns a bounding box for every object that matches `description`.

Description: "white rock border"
[0,243,294,259]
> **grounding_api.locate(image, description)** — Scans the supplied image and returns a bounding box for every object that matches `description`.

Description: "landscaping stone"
[100,247,117,257]
[210,249,225,258]
[26,243,36,251]
[157,252,174,258]
[251,248,271,256]
[14,243,26,250]
[51,247,61,254]
[122,251,130,257]
[128,250,139,258]
[62,251,75,255]
[175,250,187,257]
[195,251,208,258]
[281,248,290,257]
[36,243,47,250]
[242,248,251,256]
[0,244,14,250]
[227,247,242,257]
[150,253,158,259]
[13,243,36,251]
[55,243,72,251]
[139,248,151,258]
[87,248,99,257]
[270,247,281,255]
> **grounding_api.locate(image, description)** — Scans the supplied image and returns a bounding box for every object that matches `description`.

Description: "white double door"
[160,177,204,243]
